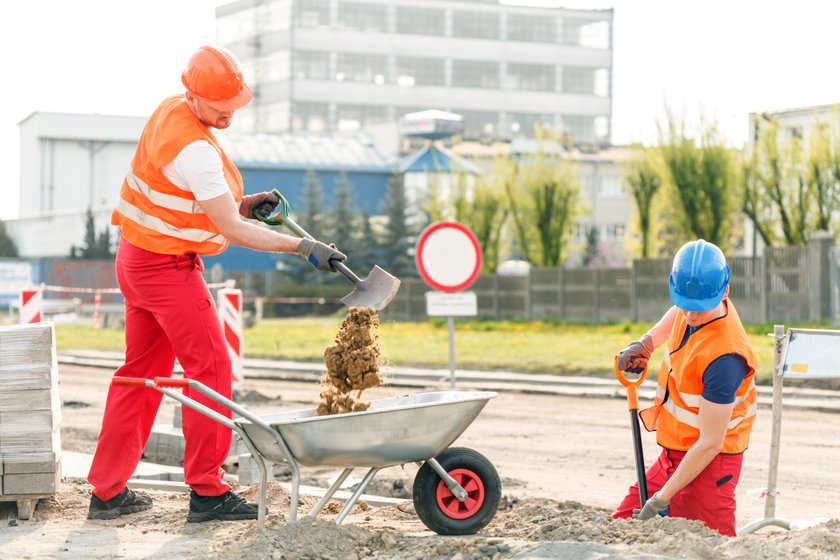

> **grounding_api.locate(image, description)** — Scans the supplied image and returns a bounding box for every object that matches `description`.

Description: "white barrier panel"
[19,289,43,324]
[217,288,244,386]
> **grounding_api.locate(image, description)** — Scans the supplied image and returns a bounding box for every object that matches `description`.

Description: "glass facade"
[292,50,329,81]
[294,0,329,28]
[507,13,556,43]
[336,104,390,131]
[562,66,596,95]
[291,101,329,132]
[452,60,499,89]
[395,56,445,87]
[337,2,388,32]
[453,11,500,40]
[508,112,555,136]
[336,53,387,84]
[396,6,445,36]
[456,110,500,138]
[506,63,555,92]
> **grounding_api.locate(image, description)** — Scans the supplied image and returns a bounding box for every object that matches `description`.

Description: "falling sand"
[317,307,384,415]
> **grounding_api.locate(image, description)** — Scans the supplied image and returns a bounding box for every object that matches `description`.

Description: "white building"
[215,0,613,145]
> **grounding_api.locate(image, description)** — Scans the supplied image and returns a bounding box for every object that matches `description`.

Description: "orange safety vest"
[639,299,757,454]
[111,95,244,256]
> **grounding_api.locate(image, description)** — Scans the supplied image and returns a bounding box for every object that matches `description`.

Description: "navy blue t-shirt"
[680,325,749,404]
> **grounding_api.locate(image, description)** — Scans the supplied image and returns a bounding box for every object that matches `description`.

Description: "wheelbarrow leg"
[309,468,354,517]
[335,467,380,525]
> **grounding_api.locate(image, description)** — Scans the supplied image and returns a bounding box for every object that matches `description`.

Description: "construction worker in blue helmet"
[611,239,758,536]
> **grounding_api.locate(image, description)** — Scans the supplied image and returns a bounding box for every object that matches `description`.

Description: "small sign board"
[426,291,477,317]
[779,328,840,379]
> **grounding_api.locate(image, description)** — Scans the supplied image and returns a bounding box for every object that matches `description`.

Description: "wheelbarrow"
[113,376,501,535]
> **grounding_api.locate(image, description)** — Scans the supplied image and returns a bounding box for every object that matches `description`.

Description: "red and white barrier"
[19,288,43,324]
[217,288,244,386]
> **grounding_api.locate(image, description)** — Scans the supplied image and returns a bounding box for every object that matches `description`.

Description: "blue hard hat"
[669,240,730,312]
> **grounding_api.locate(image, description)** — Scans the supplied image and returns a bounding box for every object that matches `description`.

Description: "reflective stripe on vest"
[661,378,757,429]
[125,171,205,215]
[116,197,225,247]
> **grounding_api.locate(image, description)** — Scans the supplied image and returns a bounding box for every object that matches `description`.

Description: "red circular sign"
[415,221,482,292]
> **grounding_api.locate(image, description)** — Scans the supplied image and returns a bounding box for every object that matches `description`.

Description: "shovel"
[255,189,400,312]
[614,355,649,508]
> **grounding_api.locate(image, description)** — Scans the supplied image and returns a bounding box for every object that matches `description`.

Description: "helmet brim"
[197,83,252,112]
[669,283,726,312]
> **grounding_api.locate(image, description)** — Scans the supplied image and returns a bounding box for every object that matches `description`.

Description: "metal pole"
[447,316,456,390]
[765,324,785,519]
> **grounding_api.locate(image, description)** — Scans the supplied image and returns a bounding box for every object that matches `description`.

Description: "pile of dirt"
[318,308,384,415]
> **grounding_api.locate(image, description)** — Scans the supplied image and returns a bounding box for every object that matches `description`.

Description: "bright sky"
[4,0,840,219]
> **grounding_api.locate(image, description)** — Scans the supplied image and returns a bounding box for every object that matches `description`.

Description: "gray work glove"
[240,191,281,220]
[633,492,670,521]
[295,239,346,272]
[617,334,654,374]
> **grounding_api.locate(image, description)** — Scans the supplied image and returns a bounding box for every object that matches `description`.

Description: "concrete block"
[237,453,274,486]
[0,365,53,391]
[2,471,59,495]
[0,425,60,454]
[2,452,57,474]
[0,389,53,412]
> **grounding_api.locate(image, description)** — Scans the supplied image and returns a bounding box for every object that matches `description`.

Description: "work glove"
[617,334,654,374]
[240,191,281,220]
[633,492,670,521]
[295,239,346,272]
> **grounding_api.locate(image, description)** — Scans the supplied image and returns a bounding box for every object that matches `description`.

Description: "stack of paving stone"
[0,322,62,518]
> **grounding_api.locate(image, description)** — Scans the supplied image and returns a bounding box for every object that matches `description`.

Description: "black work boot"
[88,487,153,520]
[187,490,260,522]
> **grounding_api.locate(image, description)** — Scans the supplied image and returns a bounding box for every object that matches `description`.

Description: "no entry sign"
[415,221,482,293]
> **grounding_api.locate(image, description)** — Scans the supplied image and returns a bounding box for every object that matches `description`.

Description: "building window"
[598,176,624,198]
[336,104,389,131]
[508,113,555,137]
[453,11,500,39]
[452,60,500,89]
[507,14,556,43]
[295,0,329,28]
[395,56,445,87]
[292,50,329,81]
[562,17,611,49]
[264,101,291,132]
[562,66,598,95]
[396,6,445,36]
[563,115,596,144]
[336,53,387,84]
[337,2,387,32]
[505,63,555,92]
[291,101,329,132]
[455,110,499,139]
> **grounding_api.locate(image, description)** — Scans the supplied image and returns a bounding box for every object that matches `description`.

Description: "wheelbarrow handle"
[112,376,151,387]
[154,377,190,388]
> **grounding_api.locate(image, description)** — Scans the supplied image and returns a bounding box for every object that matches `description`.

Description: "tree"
[0,219,18,257]
[750,116,809,245]
[503,133,579,267]
[658,111,736,249]
[299,170,325,241]
[329,171,358,251]
[808,121,840,232]
[380,172,415,277]
[623,147,662,258]
[73,209,114,259]
[354,206,380,274]
[582,225,600,267]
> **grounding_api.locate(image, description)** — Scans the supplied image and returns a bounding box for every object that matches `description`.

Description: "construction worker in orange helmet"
[87,45,346,522]
[611,240,758,537]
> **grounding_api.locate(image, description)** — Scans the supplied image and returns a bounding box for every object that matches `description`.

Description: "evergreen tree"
[330,171,357,251]
[96,226,113,258]
[380,172,415,277]
[300,169,325,241]
[0,219,18,257]
[355,206,379,273]
[81,209,97,258]
[582,226,600,267]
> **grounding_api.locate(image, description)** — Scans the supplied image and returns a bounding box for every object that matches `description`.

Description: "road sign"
[425,291,477,317]
[415,221,482,293]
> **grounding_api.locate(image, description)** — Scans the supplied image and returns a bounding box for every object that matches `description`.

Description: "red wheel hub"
[435,468,485,519]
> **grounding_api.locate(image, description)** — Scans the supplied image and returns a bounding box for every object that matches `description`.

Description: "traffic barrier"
[217,288,244,386]
[19,289,43,324]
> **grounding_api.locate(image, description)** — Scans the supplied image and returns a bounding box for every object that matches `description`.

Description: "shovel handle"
[614,355,648,411]
[254,189,310,239]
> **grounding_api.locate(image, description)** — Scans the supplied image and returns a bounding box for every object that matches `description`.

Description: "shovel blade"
[340,266,401,311]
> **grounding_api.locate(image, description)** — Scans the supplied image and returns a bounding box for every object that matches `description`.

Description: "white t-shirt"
[161,140,231,201]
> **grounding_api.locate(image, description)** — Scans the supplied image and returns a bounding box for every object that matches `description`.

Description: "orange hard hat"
[181,46,252,111]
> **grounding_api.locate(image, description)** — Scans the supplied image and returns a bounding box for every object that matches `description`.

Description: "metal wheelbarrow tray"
[113,376,501,535]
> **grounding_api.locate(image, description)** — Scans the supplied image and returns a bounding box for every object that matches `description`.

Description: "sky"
[4,0,840,219]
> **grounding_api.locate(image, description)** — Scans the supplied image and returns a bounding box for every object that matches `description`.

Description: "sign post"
[415,221,482,389]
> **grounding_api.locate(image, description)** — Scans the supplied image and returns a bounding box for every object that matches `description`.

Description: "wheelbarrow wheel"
[413,447,501,535]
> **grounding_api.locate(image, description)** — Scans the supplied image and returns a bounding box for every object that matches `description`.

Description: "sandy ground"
[1,364,840,559]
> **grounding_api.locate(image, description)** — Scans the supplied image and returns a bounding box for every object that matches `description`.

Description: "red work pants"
[612,448,743,536]
[88,237,232,500]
